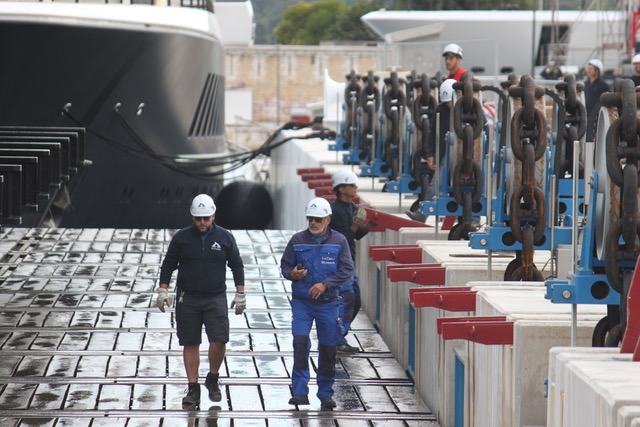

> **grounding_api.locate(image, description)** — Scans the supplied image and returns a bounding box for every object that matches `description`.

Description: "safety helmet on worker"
[305,197,332,218]
[190,194,216,216]
[440,79,456,102]
[332,169,358,190]
[588,59,603,72]
[632,54,640,64]
[442,43,463,59]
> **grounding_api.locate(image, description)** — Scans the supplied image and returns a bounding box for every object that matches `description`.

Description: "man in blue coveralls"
[280,197,353,410]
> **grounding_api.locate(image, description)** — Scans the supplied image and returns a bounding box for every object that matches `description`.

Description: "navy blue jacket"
[427,102,450,160]
[330,198,369,260]
[280,228,353,302]
[584,77,610,140]
[160,223,244,296]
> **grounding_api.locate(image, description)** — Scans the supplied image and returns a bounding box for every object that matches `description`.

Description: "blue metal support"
[545,171,623,305]
[387,116,420,194]
[362,111,391,177]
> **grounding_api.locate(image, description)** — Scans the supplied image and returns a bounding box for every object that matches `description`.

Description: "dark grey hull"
[0,14,227,228]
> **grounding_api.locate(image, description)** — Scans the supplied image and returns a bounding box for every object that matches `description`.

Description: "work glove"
[353,207,367,225]
[230,292,246,315]
[156,288,173,313]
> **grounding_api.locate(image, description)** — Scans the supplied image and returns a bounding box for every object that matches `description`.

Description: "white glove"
[230,292,246,315]
[353,207,367,225]
[156,288,173,313]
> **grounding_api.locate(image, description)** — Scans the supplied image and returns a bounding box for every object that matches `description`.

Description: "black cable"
[62,107,335,179]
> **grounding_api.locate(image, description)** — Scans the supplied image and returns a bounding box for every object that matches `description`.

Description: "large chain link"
[600,78,640,295]
[554,74,586,178]
[358,71,380,162]
[506,75,547,280]
[382,71,405,180]
[411,73,437,186]
[343,70,361,149]
[449,73,484,240]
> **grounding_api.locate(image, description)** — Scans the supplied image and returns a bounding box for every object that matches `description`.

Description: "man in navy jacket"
[330,169,376,352]
[158,194,246,409]
[281,197,353,410]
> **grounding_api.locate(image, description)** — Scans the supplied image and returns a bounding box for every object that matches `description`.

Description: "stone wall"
[225,44,377,123]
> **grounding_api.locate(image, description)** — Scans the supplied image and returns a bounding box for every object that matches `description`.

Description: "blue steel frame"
[454,354,465,427]
[545,170,624,305]
[361,110,392,177]
[386,115,421,194]
[418,130,488,217]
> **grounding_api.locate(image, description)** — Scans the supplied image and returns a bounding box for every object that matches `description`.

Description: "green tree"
[326,1,382,41]
[275,0,381,44]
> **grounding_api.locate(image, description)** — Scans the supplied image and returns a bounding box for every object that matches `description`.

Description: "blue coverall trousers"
[291,298,339,398]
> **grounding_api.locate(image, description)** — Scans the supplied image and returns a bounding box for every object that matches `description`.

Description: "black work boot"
[182,382,200,409]
[320,396,337,410]
[205,372,222,402]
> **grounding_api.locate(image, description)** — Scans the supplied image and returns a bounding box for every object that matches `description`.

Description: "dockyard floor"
[0,227,438,426]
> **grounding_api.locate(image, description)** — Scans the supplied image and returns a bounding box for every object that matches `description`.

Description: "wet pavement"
[0,227,438,426]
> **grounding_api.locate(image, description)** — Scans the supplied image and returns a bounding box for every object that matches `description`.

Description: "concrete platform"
[0,227,438,426]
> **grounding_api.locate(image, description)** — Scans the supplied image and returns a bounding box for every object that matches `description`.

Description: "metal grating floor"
[0,227,438,426]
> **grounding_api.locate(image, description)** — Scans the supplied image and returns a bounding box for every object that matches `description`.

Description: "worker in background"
[281,197,353,410]
[540,60,564,80]
[630,54,640,86]
[406,79,456,222]
[329,170,377,353]
[442,43,467,81]
[584,59,610,142]
[157,194,246,409]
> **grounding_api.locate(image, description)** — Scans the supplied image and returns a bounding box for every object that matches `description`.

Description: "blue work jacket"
[280,227,353,302]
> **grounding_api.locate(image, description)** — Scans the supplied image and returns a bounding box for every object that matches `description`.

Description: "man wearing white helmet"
[158,194,246,409]
[280,197,353,410]
[329,170,377,353]
[584,58,610,141]
[442,43,467,81]
[540,60,563,80]
[407,79,456,221]
[630,54,640,86]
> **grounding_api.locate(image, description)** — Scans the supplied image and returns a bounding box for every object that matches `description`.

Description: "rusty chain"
[382,71,405,180]
[449,72,484,240]
[411,73,437,186]
[343,70,361,149]
[553,74,586,178]
[358,71,380,162]
[506,75,547,280]
[600,79,640,295]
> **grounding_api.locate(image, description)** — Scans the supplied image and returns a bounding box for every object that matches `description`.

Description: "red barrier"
[307,179,332,189]
[369,245,423,264]
[314,186,335,197]
[387,264,446,286]
[364,207,430,231]
[300,173,332,182]
[297,168,325,175]
[439,316,514,345]
[621,256,640,360]
[411,287,477,311]
[442,215,456,231]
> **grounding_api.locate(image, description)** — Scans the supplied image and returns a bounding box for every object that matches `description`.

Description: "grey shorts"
[175,289,229,346]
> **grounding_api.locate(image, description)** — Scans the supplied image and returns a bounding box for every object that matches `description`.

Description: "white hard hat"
[305,197,332,218]
[442,43,463,58]
[190,194,216,216]
[632,54,640,64]
[440,79,456,102]
[332,169,358,189]
[588,59,603,72]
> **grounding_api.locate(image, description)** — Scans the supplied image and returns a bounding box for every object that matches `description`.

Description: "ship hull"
[0,3,227,228]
